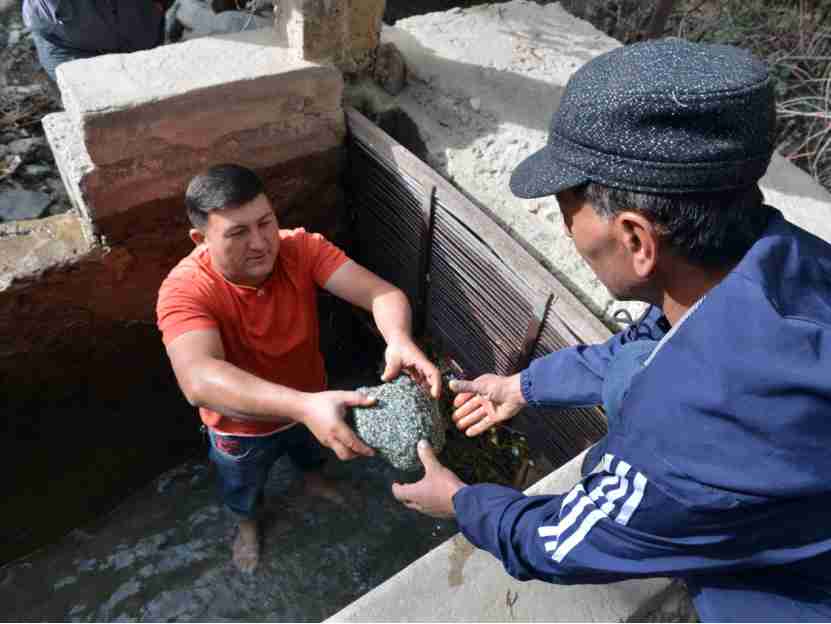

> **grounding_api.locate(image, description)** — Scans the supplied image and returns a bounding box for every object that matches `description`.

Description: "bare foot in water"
[232,519,259,574]
[302,470,346,506]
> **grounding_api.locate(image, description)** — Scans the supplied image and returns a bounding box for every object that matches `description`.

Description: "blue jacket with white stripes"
[453,210,831,622]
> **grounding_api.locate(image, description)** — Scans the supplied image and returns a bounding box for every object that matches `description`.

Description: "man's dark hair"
[576,183,773,268]
[185,164,265,229]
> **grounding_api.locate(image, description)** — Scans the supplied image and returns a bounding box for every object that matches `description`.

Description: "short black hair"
[185,164,265,229]
[577,183,773,268]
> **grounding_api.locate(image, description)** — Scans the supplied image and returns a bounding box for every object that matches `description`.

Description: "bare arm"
[323,261,412,343]
[165,328,374,459]
[324,261,442,397]
[166,328,304,423]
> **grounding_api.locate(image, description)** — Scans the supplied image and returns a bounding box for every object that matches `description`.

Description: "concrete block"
[46,30,346,231]
[81,110,344,225]
[56,29,344,167]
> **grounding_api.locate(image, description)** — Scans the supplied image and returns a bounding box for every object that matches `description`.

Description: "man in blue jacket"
[22,1,167,81]
[392,38,831,621]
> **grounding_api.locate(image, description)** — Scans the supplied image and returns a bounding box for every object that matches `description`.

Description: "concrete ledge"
[327,451,675,622]
[58,30,343,167]
[46,29,346,231]
[57,29,322,121]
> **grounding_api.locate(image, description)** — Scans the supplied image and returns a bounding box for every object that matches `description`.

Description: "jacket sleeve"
[453,453,831,585]
[520,305,667,407]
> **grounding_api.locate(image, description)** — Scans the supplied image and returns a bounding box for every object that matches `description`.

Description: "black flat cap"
[510,38,776,198]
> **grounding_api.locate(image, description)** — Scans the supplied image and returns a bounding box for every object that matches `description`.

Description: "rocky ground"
[0,2,71,223]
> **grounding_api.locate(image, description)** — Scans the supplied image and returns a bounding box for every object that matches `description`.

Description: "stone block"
[56,30,344,167]
[46,30,346,233]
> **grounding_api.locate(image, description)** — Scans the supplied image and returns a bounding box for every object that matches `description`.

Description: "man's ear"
[617,212,658,279]
[189,228,205,246]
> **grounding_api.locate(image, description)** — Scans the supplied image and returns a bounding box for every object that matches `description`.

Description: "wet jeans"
[208,425,327,521]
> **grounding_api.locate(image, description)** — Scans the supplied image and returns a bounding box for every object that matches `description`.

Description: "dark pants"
[31,31,99,81]
[208,425,327,521]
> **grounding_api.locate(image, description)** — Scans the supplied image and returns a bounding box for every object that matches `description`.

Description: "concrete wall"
[52,28,345,242]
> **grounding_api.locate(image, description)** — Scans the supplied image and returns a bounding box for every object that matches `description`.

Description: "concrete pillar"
[274,0,385,74]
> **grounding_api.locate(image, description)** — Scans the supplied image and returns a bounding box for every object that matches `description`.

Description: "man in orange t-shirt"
[156,164,440,573]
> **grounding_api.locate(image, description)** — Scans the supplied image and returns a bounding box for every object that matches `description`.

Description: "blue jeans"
[583,340,658,476]
[208,425,326,520]
[31,30,97,81]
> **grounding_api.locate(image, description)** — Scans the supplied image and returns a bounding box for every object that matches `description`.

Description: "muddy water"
[3,445,457,621]
[4,335,457,622]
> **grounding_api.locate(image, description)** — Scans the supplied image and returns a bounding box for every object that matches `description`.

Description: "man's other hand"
[392,441,465,518]
[382,340,442,399]
[449,373,525,437]
[301,391,376,460]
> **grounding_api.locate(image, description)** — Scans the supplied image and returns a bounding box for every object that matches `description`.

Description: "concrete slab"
[45,30,346,229]
[382,0,831,325]
[328,451,684,622]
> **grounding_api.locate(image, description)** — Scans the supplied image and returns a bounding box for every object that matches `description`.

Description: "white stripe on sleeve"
[553,508,607,563]
[616,471,647,525]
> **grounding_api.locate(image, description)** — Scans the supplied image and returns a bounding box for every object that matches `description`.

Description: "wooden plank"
[346,107,611,347]
[416,184,436,336]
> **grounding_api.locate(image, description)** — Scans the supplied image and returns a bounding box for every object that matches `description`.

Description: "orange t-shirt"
[156,228,350,436]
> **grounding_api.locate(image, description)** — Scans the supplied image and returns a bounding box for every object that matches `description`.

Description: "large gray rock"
[351,375,446,472]
[0,189,52,222]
